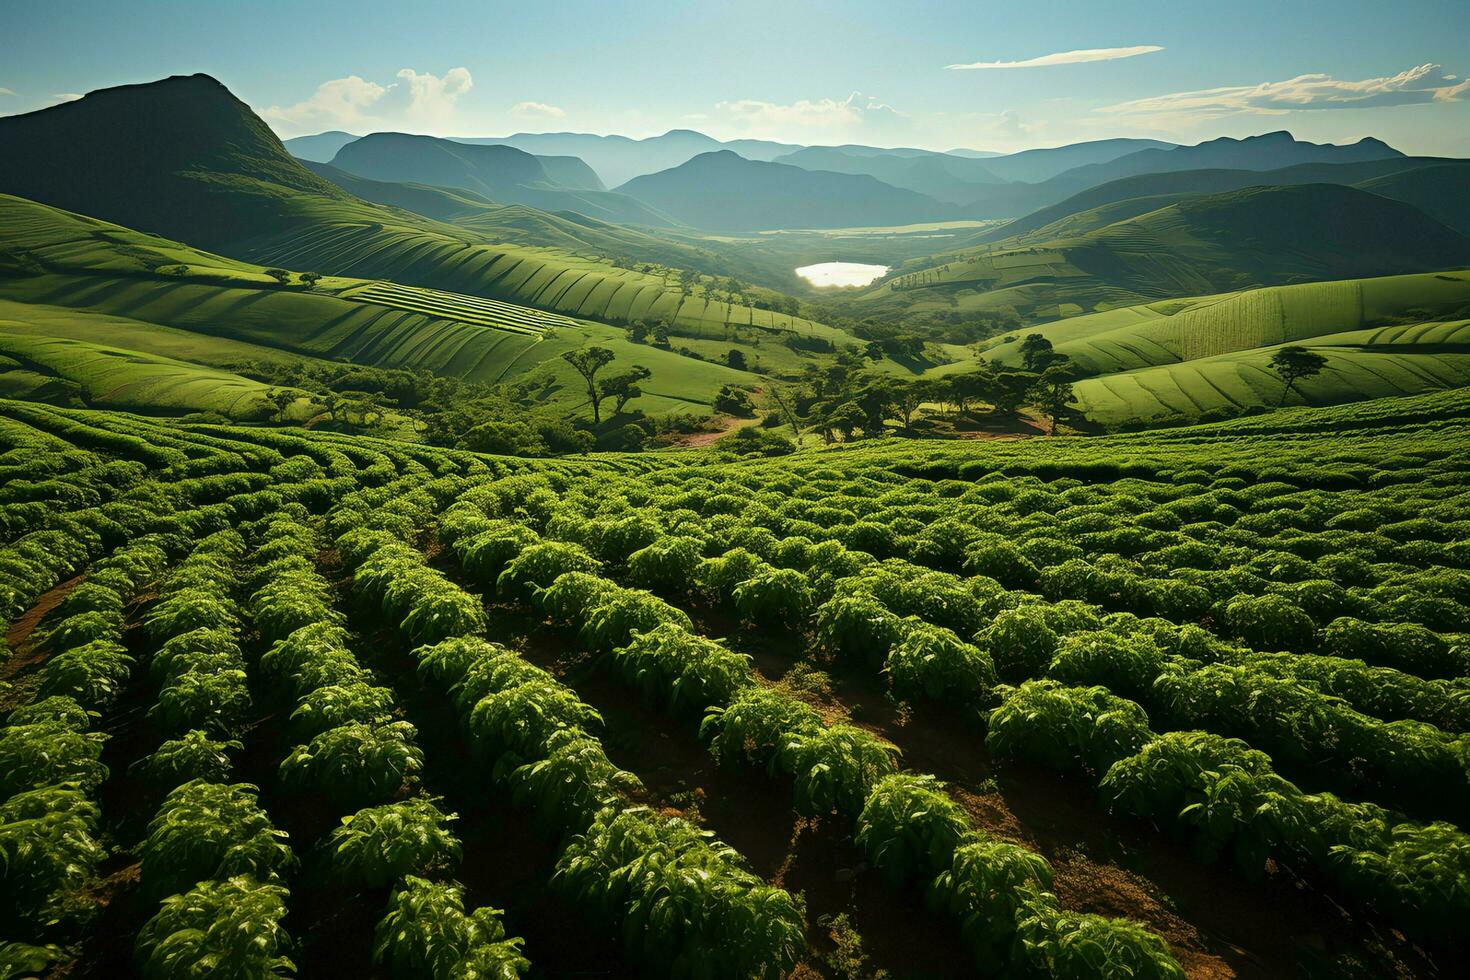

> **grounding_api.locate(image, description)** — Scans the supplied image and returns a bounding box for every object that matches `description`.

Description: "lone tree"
[599,365,652,416]
[300,271,322,289]
[265,268,292,286]
[1019,333,1055,372]
[1270,346,1328,405]
[266,388,296,423]
[1029,366,1079,435]
[562,346,617,424]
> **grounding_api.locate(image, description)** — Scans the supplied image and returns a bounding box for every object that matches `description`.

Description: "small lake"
[795,262,888,288]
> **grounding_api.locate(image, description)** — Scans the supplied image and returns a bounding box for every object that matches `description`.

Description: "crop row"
[0,534,171,970]
[246,506,529,978]
[330,479,809,978]
[436,494,1188,977]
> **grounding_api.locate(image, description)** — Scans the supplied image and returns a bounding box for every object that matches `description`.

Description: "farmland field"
[4,389,1470,978]
[4,26,1470,980]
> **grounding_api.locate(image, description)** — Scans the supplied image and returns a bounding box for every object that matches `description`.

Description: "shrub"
[784,725,900,817]
[373,876,528,978]
[555,807,805,978]
[855,774,971,884]
[132,730,241,789]
[279,721,423,808]
[1046,631,1167,703]
[701,687,823,768]
[931,832,1053,968]
[978,607,1059,684]
[135,875,293,980]
[625,536,703,593]
[987,681,1152,775]
[1220,594,1315,652]
[612,622,753,713]
[140,781,293,899]
[324,799,461,889]
[733,568,814,628]
[886,621,998,705]
[497,543,601,600]
[814,593,904,667]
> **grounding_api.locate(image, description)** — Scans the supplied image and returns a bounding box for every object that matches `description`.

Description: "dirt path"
[3,573,85,685]
[666,412,765,449]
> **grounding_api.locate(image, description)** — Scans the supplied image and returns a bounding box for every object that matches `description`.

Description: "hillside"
[328,133,669,226]
[1356,165,1470,236]
[772,147,1003,203]
[0,73,356,246]
[976,138,1177,183]
[0,74,833,343]
[1050,131,1403,192]
[952,269,1470,423]
[458,129,803,187]
[617,150,951,231]
[979,157,1469,243]
[952,132,1410,219]
[281,130,361,162]
[860,184,1470,321]
[0,193,776,418]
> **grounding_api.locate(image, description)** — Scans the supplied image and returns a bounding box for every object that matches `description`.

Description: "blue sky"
[3,0,1468,154]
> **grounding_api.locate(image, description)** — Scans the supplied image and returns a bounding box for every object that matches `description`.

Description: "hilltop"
[618,150,950,231]
[326,133,675,226]
[0,74,832,342]
[859,183,1470,321]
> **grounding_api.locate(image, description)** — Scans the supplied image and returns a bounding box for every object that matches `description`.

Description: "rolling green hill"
[0,193,772,417]
[327,133,669,226]
[859,184,1470,322]
[0,74,838,344]
[0,330,313,419]
[617,150,951,231]
[944,270,1470,423]
[977,158,1470,244]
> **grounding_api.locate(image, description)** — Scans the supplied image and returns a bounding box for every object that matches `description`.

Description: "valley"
[1,12,1469,977]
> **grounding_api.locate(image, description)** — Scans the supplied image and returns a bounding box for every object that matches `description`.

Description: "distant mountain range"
[455,129,803,188]
[615,150,952,231]
[325,132,676,226]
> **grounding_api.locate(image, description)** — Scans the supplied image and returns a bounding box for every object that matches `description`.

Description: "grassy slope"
[931,270,1470,423]
[0,74,843,346]
[854,184,1470,323]
[0,194,768,416]
[0,329,312,419]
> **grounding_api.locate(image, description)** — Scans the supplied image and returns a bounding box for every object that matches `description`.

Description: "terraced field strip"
[348,281,572,336]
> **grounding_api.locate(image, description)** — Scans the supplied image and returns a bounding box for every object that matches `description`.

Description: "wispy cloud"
[948,46,1162,70]
[0,87,15,97]
[509,101,565,120]
[1101,63,1470,116]
[262,67,472,136]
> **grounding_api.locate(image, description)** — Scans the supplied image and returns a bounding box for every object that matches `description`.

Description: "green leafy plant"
[324,799,461,889]
[135,875,294,979]
[140,781,294,899]
[279,721,423,808]
[855,774,971,884]
[131,730,241,789]
[611,622,754,713]
[373,876,528,979]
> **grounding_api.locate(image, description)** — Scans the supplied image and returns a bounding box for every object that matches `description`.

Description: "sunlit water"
[795,262,888,288]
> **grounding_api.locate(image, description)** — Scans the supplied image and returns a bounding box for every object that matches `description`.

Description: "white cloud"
[1101,63,1470,116]
[509,101,565,120]
[262,67,473,135]
[0,87,15,97]
[948,46,1162,70]
[714,91,904,137]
